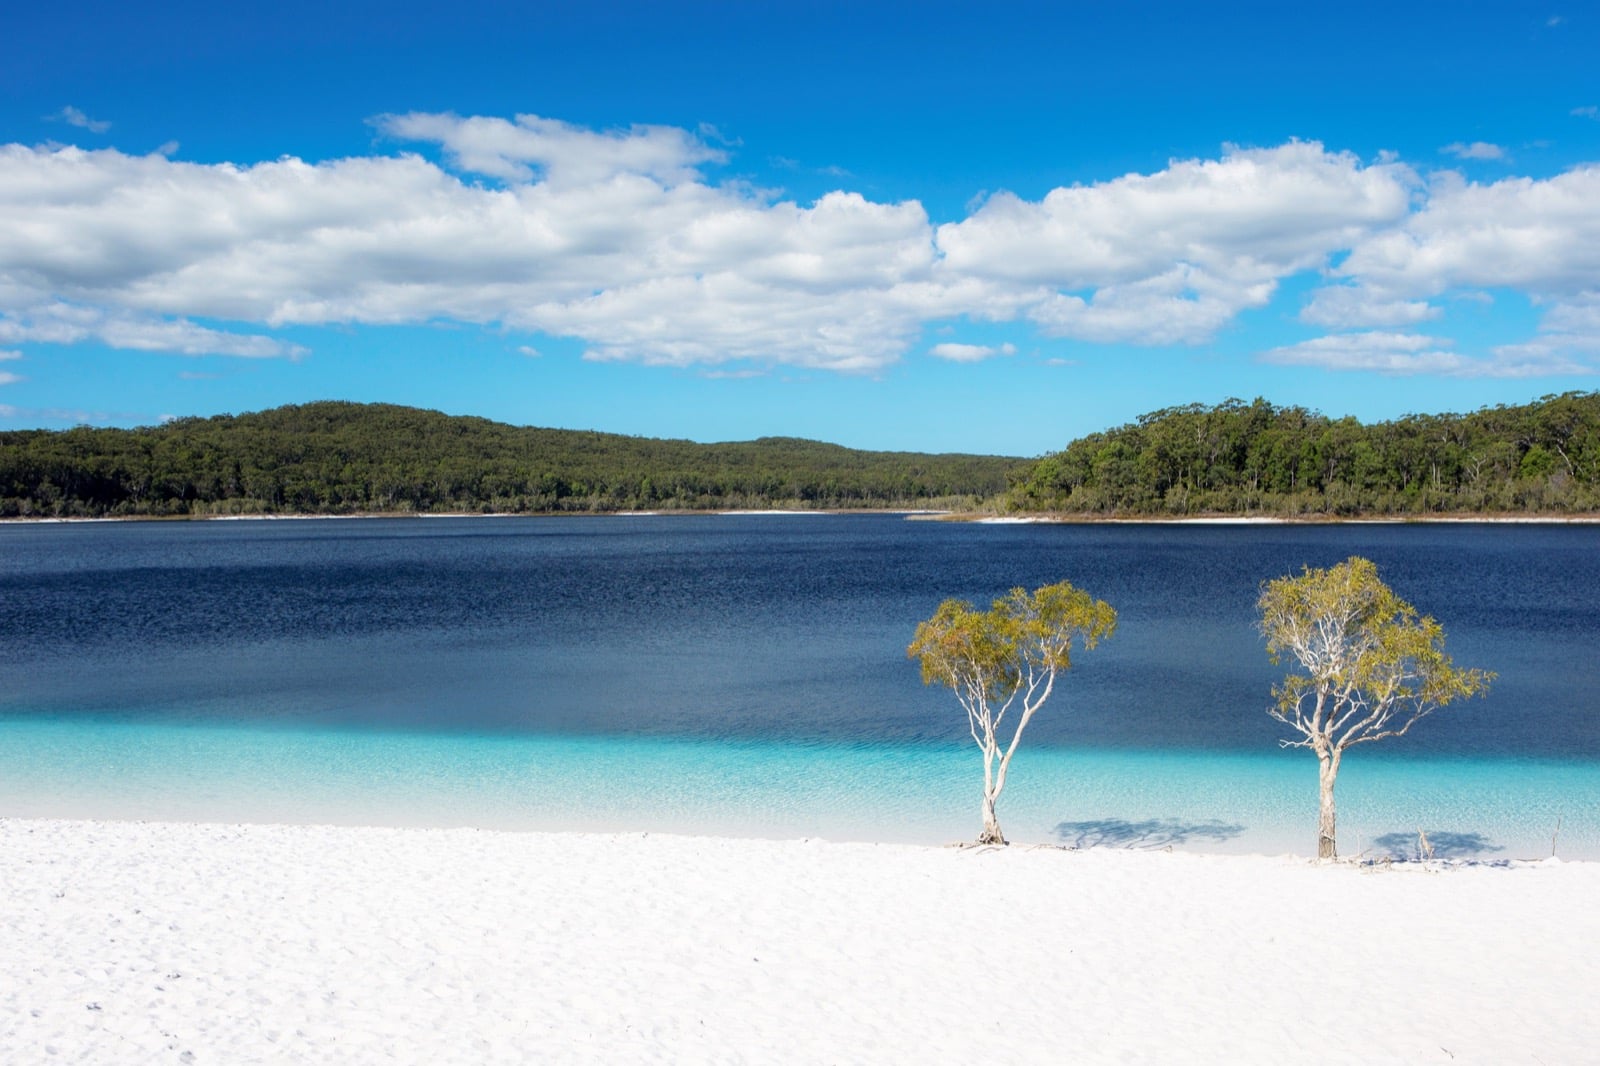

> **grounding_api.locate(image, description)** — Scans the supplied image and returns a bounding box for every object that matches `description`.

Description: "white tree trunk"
[1317,752,1340,860]
[976,738,1007,844]
[979,790,1006,845]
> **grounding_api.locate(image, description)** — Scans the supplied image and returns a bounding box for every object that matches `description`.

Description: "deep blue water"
[1,515,1596,856]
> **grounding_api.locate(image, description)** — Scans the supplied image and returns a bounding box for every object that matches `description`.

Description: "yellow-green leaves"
[908,597,1016,696]
[909,579,1117,845]
[1257,556,1492,750]
[1257,555,1493,858]
[908,580,1117,696]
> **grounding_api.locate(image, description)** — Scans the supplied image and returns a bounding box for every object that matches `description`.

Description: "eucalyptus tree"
[1257,557,1493,860]
[909,581,1117,845]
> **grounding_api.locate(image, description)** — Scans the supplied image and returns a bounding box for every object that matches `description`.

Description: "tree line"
[5,392,1598,519]
[1007,392,1600,516]
[0,401,1022,518]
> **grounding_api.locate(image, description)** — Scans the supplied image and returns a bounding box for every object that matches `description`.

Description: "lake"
[1,514,1596,858]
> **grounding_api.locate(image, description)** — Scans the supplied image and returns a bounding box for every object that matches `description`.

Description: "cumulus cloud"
[928,342,1015,362]
[50,106,110,134]
[1026,267,1276,345]
[1336,167,1600,295]
[0,133,941,370]
[936,141,1414,343]
[0,117,1595,378]
[1442,141,1506,160]
[0,349,20,360]
[1306,166,1600,361]
[0,371,22,385]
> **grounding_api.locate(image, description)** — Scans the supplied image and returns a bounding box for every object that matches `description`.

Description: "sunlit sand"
[4,818,1595,1063]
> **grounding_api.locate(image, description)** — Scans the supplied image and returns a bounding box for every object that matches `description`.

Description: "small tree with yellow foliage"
[909,581,1117,845]
[1257,556,1493,860]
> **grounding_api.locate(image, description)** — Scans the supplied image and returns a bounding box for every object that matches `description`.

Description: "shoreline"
[7,720,1593,863]
[5,509,1600,525]
[5,816,1597,1063]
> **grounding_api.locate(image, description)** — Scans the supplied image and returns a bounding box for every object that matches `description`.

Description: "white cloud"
[938,142,1412,289]
[1486,293,1600,376]
[1541,294,1600,337]
[0,137,940,370]
[1442,141,1506,160]
[50,106,110,134]
[0,302,306,359]
[1312,166,1600,360]
[0,349,20,360]
[1261,331,1593,378]
[0,370,21,385]
[1261,332,1467,374]
[1351,167,1600,293]
[374,112,725,186]
[0,118,1595,378]
[1480,340,1596,376]
[928,342,1015,362]
[517,345,541,358]
[1300,285,1440,327]
[1027,267,1277,345]
[1574,106,1599,120]
[936,141,1415,343]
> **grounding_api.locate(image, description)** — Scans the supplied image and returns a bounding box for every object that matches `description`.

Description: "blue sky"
[2,1,1598,455]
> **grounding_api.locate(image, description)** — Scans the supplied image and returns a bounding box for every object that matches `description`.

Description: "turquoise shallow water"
[4,516,1596,860]
[2,718,1593,860]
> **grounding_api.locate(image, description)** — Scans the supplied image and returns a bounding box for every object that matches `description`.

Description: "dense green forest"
[4,393,1598,519]
[0,402,1021,517]
[1007,392,1600,516]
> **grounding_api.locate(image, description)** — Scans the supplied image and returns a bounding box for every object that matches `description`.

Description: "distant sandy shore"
[5,509,1599,525]
[973,513,1600,525]
[4,818,1596,1064]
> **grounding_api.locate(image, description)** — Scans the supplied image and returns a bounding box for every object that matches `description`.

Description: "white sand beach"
[4,819,1596,1064]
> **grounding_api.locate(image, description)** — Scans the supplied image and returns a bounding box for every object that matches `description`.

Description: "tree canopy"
[6,392,1598,519]
[1009,392,1600,516]
[1257,556,1493,859]
[0,401,1022,517]
[909,581,1117,845]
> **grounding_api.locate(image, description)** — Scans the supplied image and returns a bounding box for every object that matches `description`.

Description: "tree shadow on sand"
[1054,817,1246,850]
[1370,830,1504,862]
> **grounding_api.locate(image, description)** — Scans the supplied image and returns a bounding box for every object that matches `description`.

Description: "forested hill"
[1008,392,1600,516]
[7,393,1599,520]
[0,402,1024,517]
